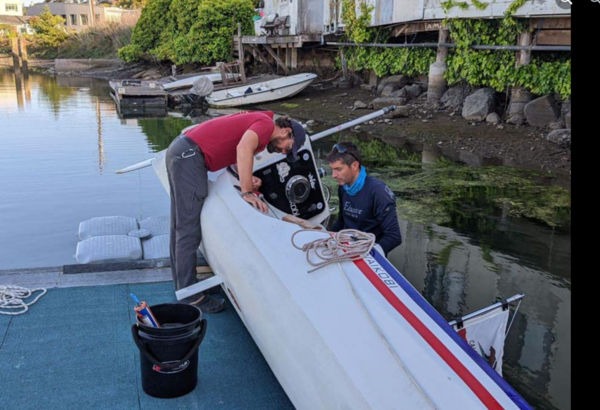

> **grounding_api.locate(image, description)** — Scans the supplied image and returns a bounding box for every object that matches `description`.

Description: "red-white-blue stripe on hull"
[347,249,532,410]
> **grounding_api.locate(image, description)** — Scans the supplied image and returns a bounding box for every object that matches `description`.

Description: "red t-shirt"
[183,111,275,171]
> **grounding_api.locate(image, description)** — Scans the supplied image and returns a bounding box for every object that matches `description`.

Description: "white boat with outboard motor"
[204,73,317,108]
[163,73,242,91]
[117,107,533,410]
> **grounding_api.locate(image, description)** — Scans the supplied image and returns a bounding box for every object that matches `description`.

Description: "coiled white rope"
[0,286,47,316]
[291,229,376,273]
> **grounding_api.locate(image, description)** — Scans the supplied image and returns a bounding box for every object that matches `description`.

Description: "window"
[80,14,88,26]
[5,4,19,12]
[70,14,77,25]
[61,15,67,25]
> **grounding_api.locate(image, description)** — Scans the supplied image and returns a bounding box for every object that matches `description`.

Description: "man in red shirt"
[166,111,306,312]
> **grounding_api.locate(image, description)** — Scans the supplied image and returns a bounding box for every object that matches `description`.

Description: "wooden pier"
[109,80,168,108]
[0,256,210,289]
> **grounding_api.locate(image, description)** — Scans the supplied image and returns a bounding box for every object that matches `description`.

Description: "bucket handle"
[131,319,207,371]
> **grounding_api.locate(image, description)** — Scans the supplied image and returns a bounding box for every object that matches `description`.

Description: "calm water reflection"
[0,70,192,270]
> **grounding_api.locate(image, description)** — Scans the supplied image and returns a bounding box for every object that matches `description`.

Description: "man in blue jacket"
[327,142,402,255]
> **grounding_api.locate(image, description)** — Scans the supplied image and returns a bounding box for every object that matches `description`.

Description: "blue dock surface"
[0,282,294,410]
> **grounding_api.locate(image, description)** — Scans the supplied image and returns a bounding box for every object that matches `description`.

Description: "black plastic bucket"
[131,303,208,399]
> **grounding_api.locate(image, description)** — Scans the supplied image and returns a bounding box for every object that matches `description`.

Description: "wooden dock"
[109,80,168,108]
[0,256,210,290]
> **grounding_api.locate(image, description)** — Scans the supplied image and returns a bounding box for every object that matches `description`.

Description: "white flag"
[453,308,510,375]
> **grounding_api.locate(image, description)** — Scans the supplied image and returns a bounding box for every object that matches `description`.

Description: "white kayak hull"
[148,138,532,410]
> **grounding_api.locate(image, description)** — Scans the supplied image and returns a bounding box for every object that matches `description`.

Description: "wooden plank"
[176,275,223,301]
[0,271,60,289]
[0,266,62,276]
[242,35,298,45]
[285,44,291,71]
[264,44,290,75]
[536,30,571,46]
[291,47,298,71]
[217,62,229,87]
[18,37,28,73]
[237,23,247,84]
[11,37,20,72]
[118,89,165,97]
[63,254,209,275]
[531,17,571,30]
[240,34,320,47]
[392,21,442,37]
[57,269,172,288]
[246,45,274,73]
[118,98,167,107]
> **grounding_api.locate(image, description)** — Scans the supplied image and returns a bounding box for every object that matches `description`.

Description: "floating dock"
[109,80,168,108]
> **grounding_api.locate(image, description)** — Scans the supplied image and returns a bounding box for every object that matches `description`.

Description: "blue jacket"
[330,176,402,255]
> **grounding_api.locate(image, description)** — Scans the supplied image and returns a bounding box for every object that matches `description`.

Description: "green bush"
[340,0,436,77]
[122,0,254,65]
[118,43,144,62]
[130,0,172,54]
[339,0,571,98]
[445,18,571,99]
[28,7,68,50]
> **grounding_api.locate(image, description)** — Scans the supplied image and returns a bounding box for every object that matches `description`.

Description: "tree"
[116,0,149,9]
[29,7,69,48]
[119,0,254,64]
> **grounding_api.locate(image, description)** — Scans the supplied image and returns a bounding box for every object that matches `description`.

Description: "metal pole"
[328,42,439,49]
[447,294,525,327]
[116,158,155,174]
[326,42,571,52]
[117,107,397,174]
[309,106,396,142]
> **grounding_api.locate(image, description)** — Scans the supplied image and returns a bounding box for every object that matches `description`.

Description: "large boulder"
[486,113,501,124]
[390,88,409,99]
[391,106,410,118]
[546,129,571,149]
[441,84,475,110]
[507,115,527,126]
[462,88,496,122]
[381,84,401,97]
[377,75,409,94]
[405,84,423,100]
[524,95,561,128]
